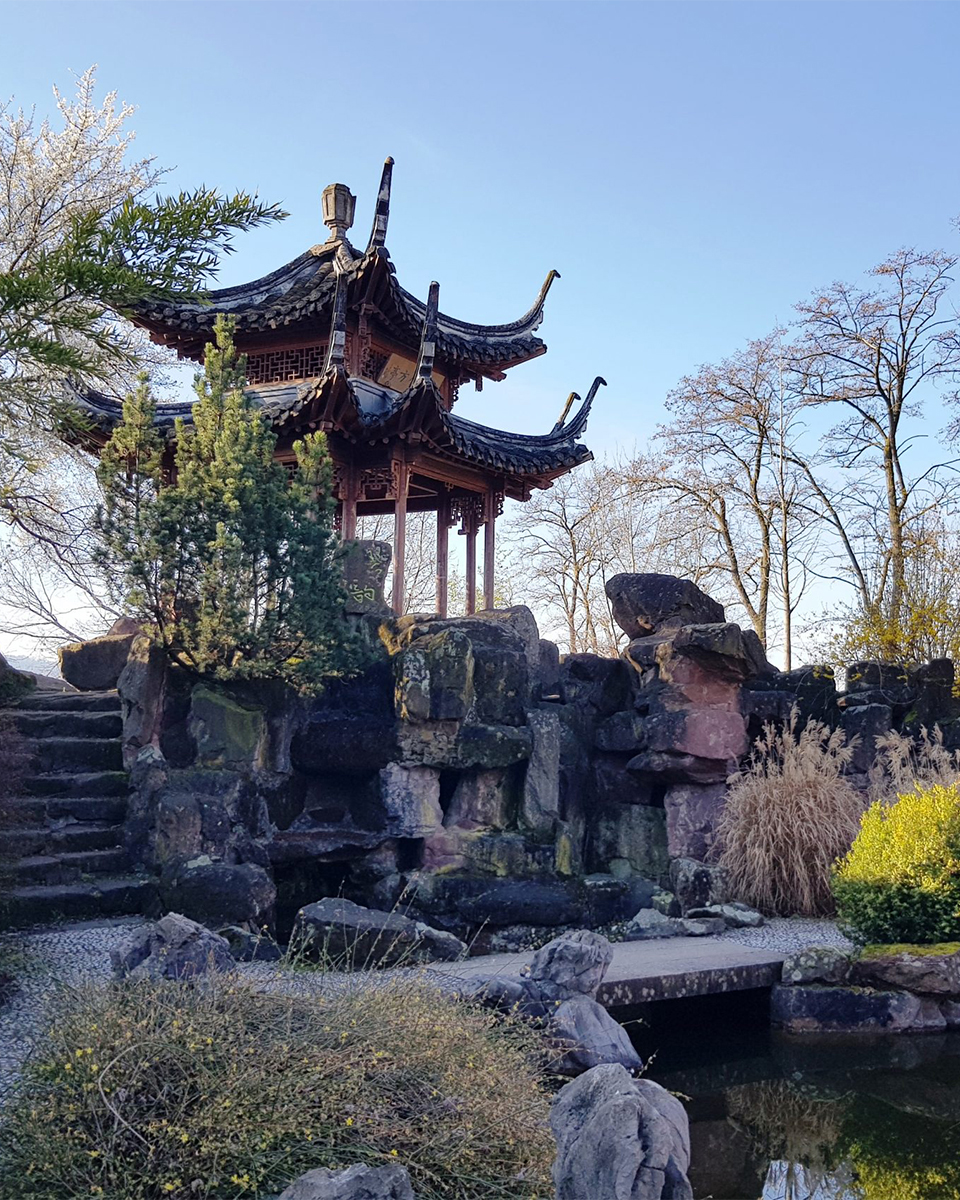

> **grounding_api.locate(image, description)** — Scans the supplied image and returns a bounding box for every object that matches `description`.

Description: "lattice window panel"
[246,343,327,384]
[362,348,389,382]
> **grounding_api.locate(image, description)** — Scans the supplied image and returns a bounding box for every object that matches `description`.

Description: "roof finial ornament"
[367,156,394,251]
[321,183,356,241]
[416,281,440,381]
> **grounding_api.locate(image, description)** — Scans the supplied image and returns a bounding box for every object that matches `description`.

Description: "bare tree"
[794,248,960,636]
[628,332,814,661]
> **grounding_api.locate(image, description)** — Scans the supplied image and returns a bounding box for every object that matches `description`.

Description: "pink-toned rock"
[643,708,748,764]
[664,783,727,861]
[421,827,469,872]
[445,768,511,830]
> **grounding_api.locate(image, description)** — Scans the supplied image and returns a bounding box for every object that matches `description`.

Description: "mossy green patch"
[860,941,960,959]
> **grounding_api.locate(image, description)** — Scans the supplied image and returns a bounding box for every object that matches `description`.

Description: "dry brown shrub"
[718,711,866,916]
[868,725,960,803]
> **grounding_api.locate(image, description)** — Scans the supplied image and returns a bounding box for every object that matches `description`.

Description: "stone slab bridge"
[440,937,784,1008]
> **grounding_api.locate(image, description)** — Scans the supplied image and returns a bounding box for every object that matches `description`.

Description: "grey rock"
[663,783,727,862]
[676,917,725,937]
[58,630,136,691]
[623,908,680,940]
[590,804,669,880]
[277,1163,414,1200]
[841,703,893,774]
[217,924,283,962]
[685,903,764,929]
[341,540,393,617]
[379,763,443,838]
[780,945,853,986]
[559,654,633,717]
[551,1063,693,1200]
[669,858,727,913]
[445,768,512,830]
[111,912,234,980]
[0,649,36,703]
[293,898,466,967]
[530,929,614,998]
[550,995,644,1075]
[159,859,276,930]
[538,638,561,698]
[521,709,561,835]
[671,622,772,681]
[771,984,924,1034]
[605,572,725,640]
[852,944,960,995]
[652,890,681,918]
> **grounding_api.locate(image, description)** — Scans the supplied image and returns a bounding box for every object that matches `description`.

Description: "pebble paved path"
[0,915,853,1103]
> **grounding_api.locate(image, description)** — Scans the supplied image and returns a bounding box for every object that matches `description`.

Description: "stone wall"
[106,570,960,938]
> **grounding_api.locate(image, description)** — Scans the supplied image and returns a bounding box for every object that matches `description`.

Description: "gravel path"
[0,914,854,1102]
[719,916,854,954]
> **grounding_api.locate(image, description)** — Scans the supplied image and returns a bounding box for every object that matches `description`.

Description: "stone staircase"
[2,690,155,926]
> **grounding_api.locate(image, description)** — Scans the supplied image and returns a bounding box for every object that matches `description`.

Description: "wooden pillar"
[436,495,450,618]
[482,488,498,611]
[391,458,410,615]
[341,465,359,542]
[465,514,478,615]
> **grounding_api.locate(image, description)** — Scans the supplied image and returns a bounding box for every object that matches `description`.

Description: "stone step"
[16,690,119,713]
[30,737,123,773]
[1,876,156,927]
[5,795,128,823]
[16,847,130,885]
[6,822,125,858]
[14,709,122,739]
[25,771,129,798]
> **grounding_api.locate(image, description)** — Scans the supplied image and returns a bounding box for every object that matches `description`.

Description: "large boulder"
[590,804,669,880]
[841,702,893,773]
[551,1063,693,1200]
[606,573,725,640]
[852,943,960,995]
[550,996,644,1075]
[158,858,276,930]
[58,627,137,691]
[626,708,748,784]
[413,875,582,929]
[293,898,466,966]
[117,633,167,767]
[560,654,633,717]
[187,686,265,769]
[521,709,561,835]
[111,912,234,980]
[278,1164,414,1200]
[530,929,614,998]
[670,623,773,681]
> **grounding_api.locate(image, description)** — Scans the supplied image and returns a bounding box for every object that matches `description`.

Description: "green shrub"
[833,782,960,945]
[0,973,554,1200]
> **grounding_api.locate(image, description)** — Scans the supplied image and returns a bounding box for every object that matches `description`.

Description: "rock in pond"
[550,995,643,1076]
[771,983,929,1034]
[278,1163,414,1200]
[111,912,234,980]
[292,898,466,967]
[552,1062,692,1200]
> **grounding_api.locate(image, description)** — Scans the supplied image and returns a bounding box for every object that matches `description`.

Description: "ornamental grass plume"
[717,710,865,916]
[0,970,554,1200]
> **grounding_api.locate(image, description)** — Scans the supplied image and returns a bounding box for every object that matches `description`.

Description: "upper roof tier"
[132,159,559,380]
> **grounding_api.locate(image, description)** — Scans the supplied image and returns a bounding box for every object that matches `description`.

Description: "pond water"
[630,991,960,1200]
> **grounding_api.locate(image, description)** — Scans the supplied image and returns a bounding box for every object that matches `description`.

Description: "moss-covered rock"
[188,685,265,769]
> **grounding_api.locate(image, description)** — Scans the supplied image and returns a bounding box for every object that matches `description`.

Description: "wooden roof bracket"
[415,281,440,381]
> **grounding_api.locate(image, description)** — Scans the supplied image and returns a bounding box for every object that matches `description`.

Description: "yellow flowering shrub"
[0,972,554,1200]
[833,782,960,944]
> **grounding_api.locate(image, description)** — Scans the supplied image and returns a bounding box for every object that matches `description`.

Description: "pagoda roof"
[70,370,602,483]
[131,160,558,376]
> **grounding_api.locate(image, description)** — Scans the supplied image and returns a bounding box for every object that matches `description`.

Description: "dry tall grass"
[868,725,960,803]
[0,970,555,1200]
[718,712,866,916]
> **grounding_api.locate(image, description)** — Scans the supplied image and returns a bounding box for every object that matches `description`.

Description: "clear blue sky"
[5,0,959,457]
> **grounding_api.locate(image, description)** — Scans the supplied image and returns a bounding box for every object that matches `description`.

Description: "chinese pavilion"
[76,159,603,616]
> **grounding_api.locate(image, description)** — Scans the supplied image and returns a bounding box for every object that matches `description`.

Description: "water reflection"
[636,995,960,1200]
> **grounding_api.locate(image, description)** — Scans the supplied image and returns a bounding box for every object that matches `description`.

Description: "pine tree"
[97,316,360,694]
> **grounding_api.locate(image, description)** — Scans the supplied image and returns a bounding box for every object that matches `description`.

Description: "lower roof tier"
[71,370,603,495]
